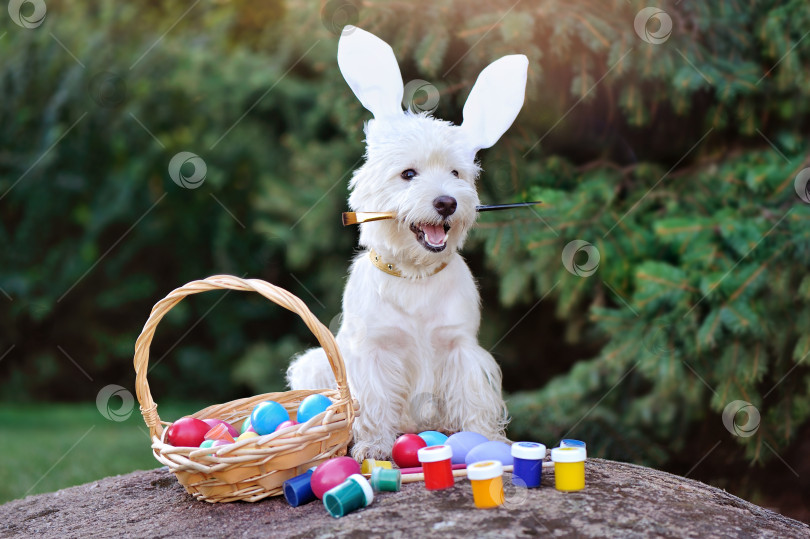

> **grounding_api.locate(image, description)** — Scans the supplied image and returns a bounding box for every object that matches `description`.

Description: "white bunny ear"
[337,26,404,120]
[458,55,529,158]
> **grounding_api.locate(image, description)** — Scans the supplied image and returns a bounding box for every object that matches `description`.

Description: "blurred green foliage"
[1,0,809,483]
[0,402,206,503]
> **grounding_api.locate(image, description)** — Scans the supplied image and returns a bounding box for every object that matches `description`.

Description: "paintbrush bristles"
[342,211,397,226]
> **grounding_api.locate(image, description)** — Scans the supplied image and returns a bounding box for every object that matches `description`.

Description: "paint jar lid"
[370,467,401,492]
[560,439,586,449]
[418,444,453,463]
[467,460,503,480]
[347,474,374,505]
[551,446,587,463]
[511,442,546,460]
[361,459,392,474]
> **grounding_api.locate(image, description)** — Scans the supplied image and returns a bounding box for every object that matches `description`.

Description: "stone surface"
[1,459,807,538]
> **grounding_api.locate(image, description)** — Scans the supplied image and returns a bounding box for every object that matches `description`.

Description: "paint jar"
[283,467,317,507]
[560,439,586,450]
[361,459,393,475]
[323,474,374,518]
[511,442,546,488]
[417,445,455,490]
[370,467,401,492]
[467,460,505,509]
[551,446,586,491]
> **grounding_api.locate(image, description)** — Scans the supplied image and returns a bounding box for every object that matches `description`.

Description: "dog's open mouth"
[410,222,450,252]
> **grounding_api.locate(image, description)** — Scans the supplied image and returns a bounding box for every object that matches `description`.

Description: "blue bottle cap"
[283,469,316,507]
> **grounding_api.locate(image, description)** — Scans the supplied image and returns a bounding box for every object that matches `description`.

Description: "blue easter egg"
[445,431,488,464]
[250,401,289,435]
[296,394,332,424]
[418,430,448,447]
[464,440,514,467]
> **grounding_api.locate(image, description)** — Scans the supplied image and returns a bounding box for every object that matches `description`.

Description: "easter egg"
[445,431,488,465]
[199,439,215,448]
[464,441,514,467]
[391,434,427,468]
[250,401,290,435]
[275,420,299,432]
[166,417,210,447]
[418,430,448,447]
[240,418,253,434]
[202,418,239,438]
[311,457,361,499]
[236,431,259,442]
[296,394,332,424]
[212,439,231,447]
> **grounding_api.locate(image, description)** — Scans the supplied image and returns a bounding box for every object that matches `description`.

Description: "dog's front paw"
[350,440,393,461]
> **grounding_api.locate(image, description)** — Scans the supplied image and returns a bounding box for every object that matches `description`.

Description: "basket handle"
[133,275,352,439]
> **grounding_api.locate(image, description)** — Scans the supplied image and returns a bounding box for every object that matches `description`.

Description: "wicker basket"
[133,275,358,503]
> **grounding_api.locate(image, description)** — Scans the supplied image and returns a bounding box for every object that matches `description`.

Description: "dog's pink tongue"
[424,224,446,245]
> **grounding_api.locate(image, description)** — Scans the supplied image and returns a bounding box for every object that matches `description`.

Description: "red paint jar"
[417,445,454,490]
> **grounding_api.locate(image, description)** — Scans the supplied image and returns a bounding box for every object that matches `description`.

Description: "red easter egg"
[310,457,361,499]
[392,434,427,468]
[166,417,210,447]
[275,420,298,432]
[202,418,239,438]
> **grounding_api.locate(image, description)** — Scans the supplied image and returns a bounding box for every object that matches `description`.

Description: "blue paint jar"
[510,442,546,488]
[283,467,317,507]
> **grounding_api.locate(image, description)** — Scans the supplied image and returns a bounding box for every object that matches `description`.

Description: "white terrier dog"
[287,26,528,460]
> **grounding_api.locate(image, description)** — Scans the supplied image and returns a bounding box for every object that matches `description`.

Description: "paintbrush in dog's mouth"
[410,222,451,252]
[341,201,543,226]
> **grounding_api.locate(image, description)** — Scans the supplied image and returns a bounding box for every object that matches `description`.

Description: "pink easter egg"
[202,418,239,438]
[310,457,361,499]
[275,420,299,432]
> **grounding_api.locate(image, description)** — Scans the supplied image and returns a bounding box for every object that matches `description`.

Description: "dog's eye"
[400,169,417,181]
[451,170,459,178]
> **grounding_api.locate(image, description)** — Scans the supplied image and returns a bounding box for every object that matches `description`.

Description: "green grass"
[0,401,208,504]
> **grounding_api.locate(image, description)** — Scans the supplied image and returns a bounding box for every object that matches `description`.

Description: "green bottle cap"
[370,467,401,492]
[323,474,374,518]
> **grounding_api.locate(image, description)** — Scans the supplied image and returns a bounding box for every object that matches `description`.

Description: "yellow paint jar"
[551,446,586,491]
[467,460,505,508]
[361,459,393,475]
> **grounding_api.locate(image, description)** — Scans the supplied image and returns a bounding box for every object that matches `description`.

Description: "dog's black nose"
[433,196,457,217]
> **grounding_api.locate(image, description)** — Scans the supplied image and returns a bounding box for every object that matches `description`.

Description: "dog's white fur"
[287,27,528,460]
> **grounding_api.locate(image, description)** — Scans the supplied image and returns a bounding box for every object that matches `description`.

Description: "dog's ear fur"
[459,55,529,159]
[338,26,404,120]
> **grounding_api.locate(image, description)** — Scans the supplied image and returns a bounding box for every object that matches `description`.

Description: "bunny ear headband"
[337,25,529,161]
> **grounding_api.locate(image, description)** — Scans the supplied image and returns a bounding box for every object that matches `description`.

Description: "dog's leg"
[437,340,509,441]
[286,348,336,390]
[346,343,414,461]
